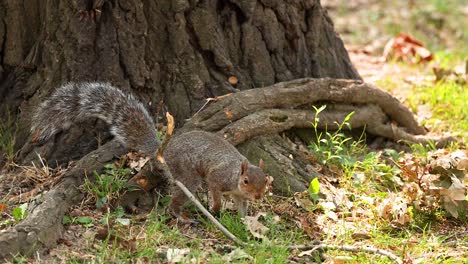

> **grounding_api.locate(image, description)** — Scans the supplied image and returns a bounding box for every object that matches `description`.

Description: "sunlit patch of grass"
[217,212,250,241]
[210,210,305,262]
[319,210,465,264]
[143,211,192,248]
[408,141,437,159]
[249,241,290,264]
[435,50,468,68]
[375,64,467,143]
[408,81,468,141]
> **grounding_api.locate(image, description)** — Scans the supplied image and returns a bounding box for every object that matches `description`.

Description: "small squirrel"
[164,130,268,222]
[31,82,160,156]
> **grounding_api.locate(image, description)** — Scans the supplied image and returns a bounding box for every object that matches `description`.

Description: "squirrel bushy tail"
[31,82,160,156]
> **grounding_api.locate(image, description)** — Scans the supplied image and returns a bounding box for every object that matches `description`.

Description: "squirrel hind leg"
[210,189,222,216]
[169,189,200,224]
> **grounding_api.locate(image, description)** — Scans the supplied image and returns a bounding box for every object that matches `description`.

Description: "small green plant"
[100,206,130,227]
[0,110,19,163]
[75,216,94,227]
[83,164,132,208]
[308,178,320,203]
[343,151,402,191]
[12,203,28,221]
[250,241,290,264]
[309,105,366,167]
[62,214,94,227]
[408,141,437,159]
[157,130,164,141]
[0,203,29,227]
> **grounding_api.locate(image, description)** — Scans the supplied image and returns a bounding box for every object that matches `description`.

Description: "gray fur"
[164,130,267,217]
[31,82,160,156]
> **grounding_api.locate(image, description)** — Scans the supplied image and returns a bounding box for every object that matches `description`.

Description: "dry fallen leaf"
[124,152,149,171]
[450,149,468,170]
[129,157,150,171]
[351,232,371,240]
[243,212,270,239]
[294,193,315,212]
[383,33,433,63]
[57,238,73,247]
[377,194,411,225]
[167,248,190,263]
[165,112,175,136]
[222,248,252,262]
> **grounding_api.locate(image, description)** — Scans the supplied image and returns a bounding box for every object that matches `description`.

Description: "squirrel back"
[164,130,267,219]
[31,82,160,156]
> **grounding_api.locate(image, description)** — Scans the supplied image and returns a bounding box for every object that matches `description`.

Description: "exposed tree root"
[217,103,453,147]
[182,78,453,147]
[0,140,126,261]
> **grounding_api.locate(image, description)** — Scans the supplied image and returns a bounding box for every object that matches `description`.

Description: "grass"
[329,0,468,53]
[408,81,468,141]
[6,136,466,263]
[82,163,133,209]
[378,76,467,142]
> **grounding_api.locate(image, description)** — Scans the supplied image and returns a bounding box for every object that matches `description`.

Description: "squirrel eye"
[243,178,249,185]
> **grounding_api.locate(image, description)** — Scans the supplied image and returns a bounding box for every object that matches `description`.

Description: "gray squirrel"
[32,82,268,221]
[164,130,267,222]
[31,82,160,156]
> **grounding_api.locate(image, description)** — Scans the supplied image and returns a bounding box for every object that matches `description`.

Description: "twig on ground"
[289,244,403,264]
[173,179,248,246]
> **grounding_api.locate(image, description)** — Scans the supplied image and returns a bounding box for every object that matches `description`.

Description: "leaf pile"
[383,33,434,64]
[398,149,468,218]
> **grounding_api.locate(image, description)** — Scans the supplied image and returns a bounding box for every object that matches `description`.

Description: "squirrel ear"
[241,160,249,174]
[259,159,265,171]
